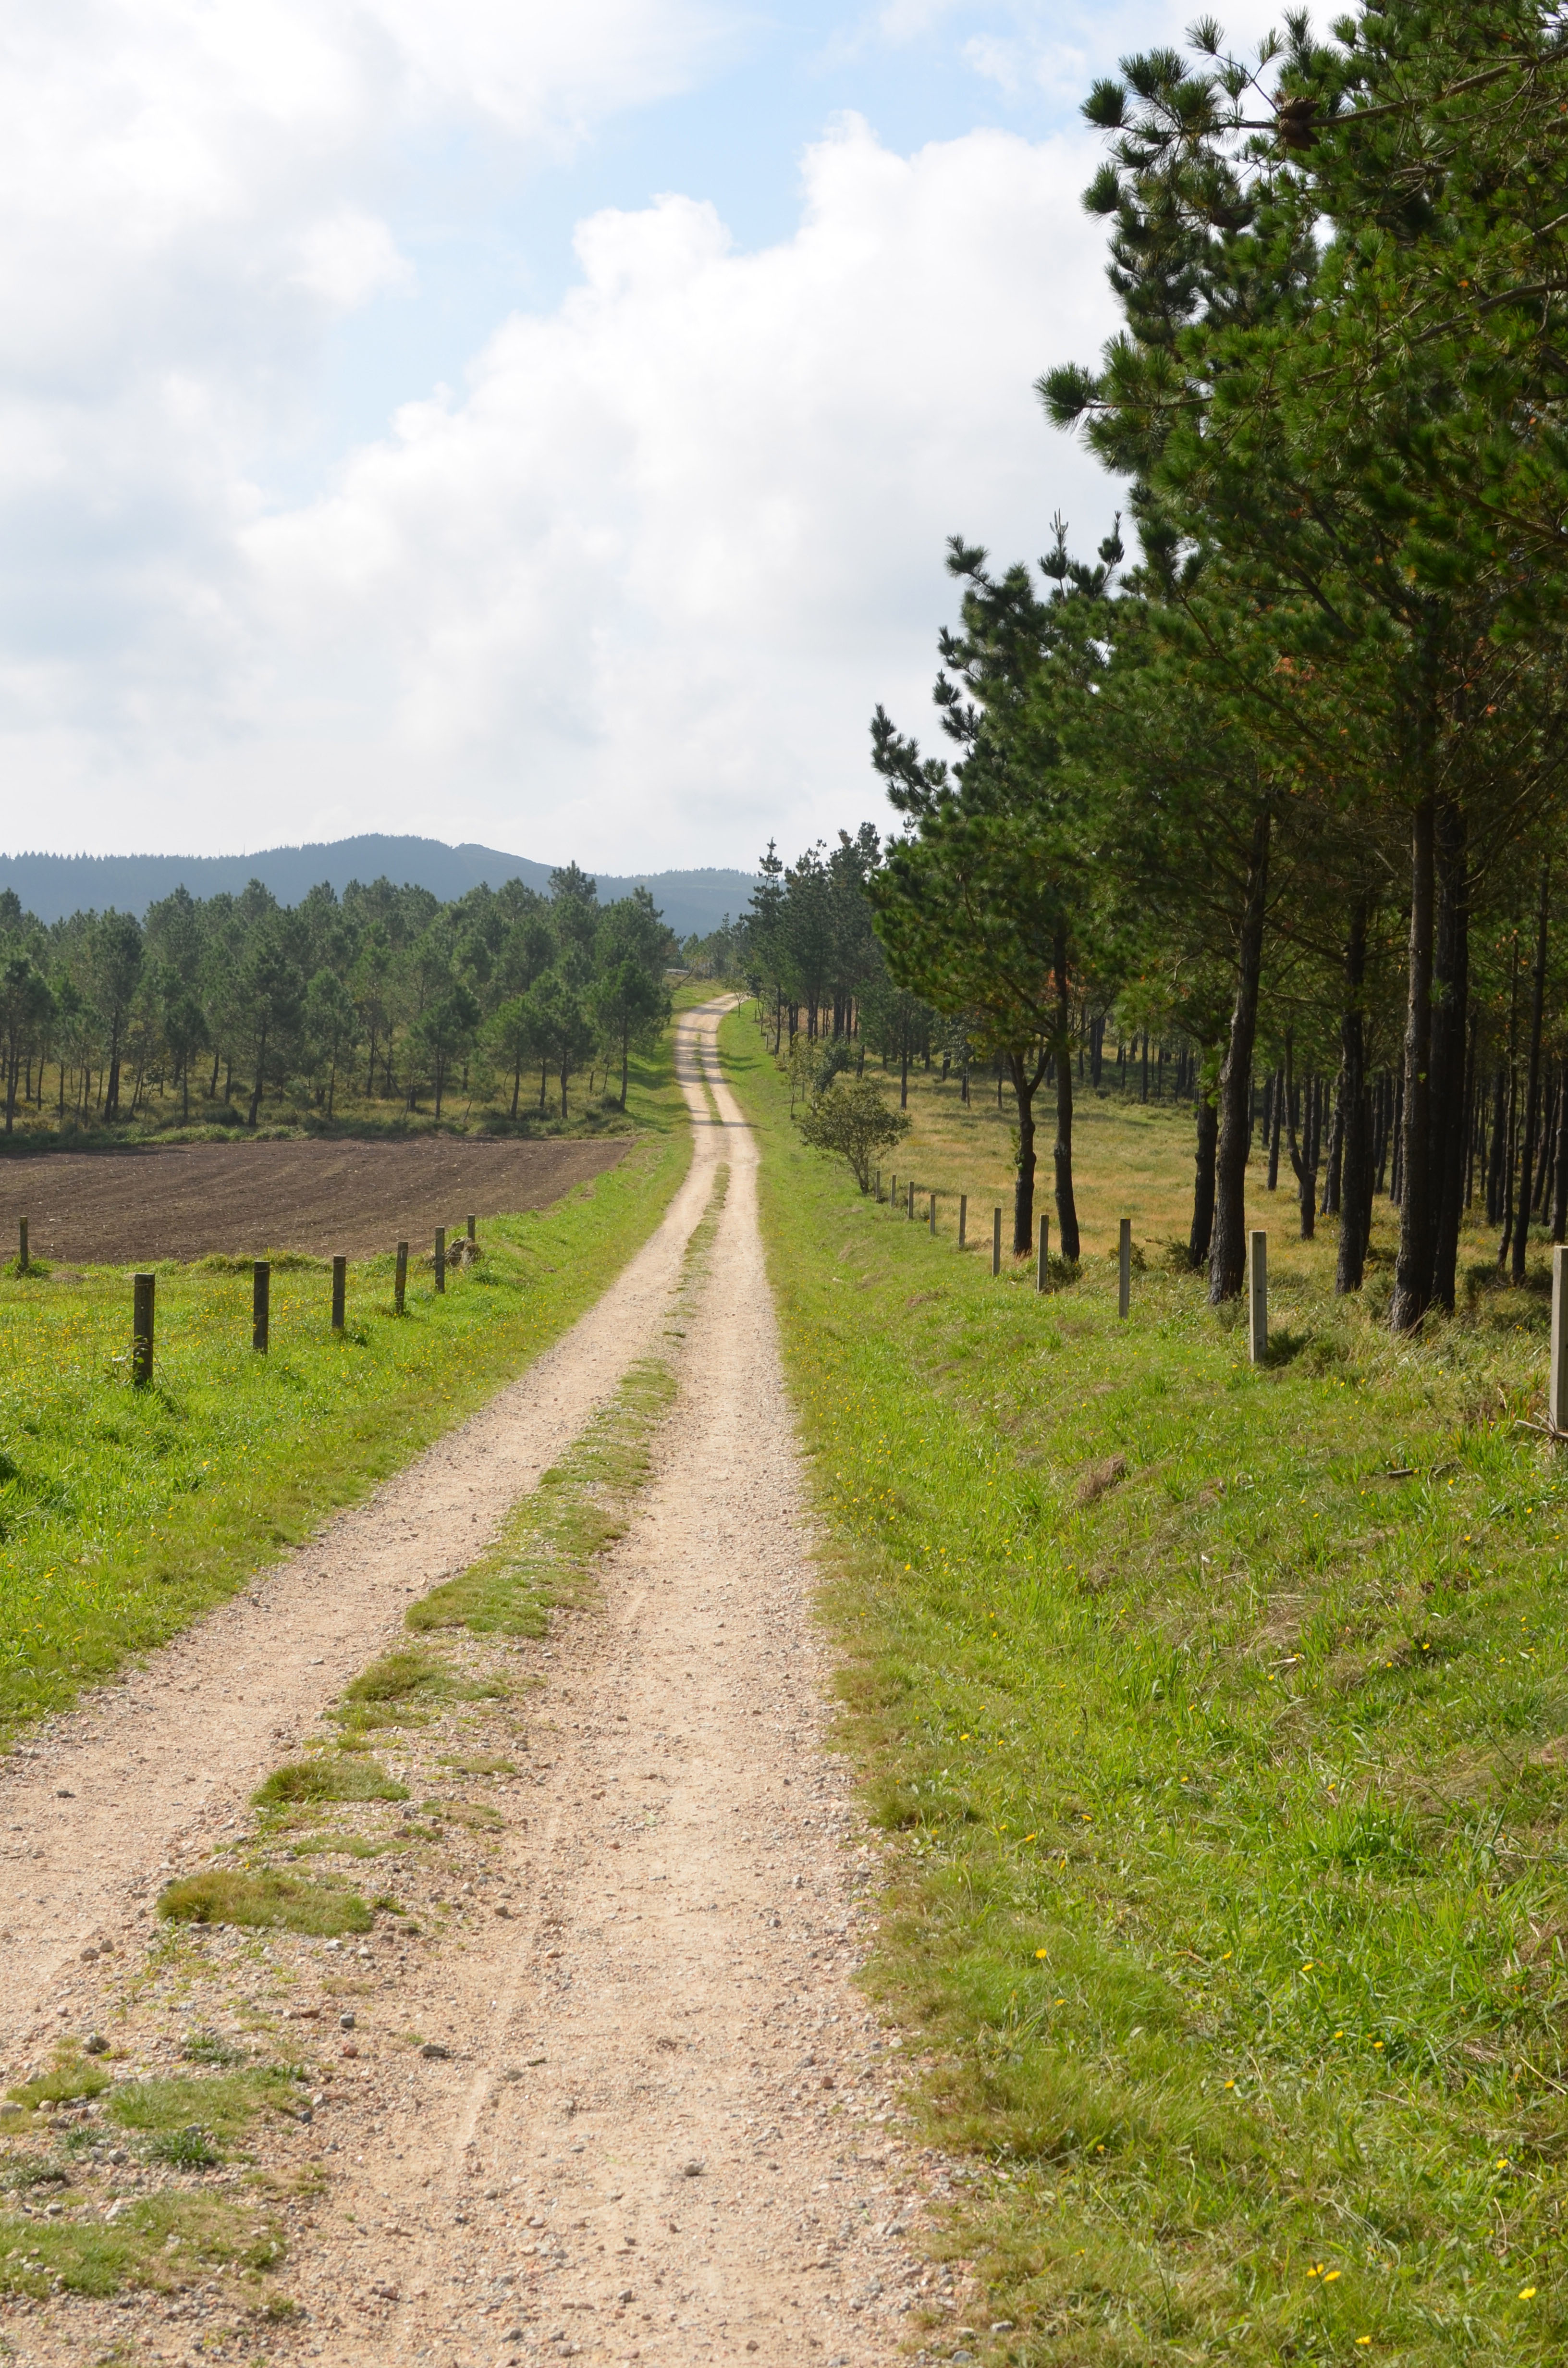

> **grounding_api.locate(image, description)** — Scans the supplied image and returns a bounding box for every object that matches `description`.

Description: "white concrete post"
[1249,1229,1268,1364]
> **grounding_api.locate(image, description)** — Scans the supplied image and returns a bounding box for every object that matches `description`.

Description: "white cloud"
[294,211,415,308]
[179,119,1119,866]
[0,0,732,852]
[0,4,1146,870]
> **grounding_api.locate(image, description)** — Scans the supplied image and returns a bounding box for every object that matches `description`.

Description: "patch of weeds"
[332,1649,502,1729]
[182,2030,245,2067]
[252,1755,409,1808]
[419,1797,504,1831]
[157,1869,373,1937]
[286,1830,395,1860]
[145,2125,219,2169]
[436,1753,519,1776]
[0,2188,284,2298]
[107,2068,305,2145]
[7,2050,110,2112]
[187,1252,327,1276]
[0,2155,72,2189]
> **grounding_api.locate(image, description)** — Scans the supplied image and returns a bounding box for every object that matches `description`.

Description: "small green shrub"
[252,1755,409,1807]
[157,1870,373,1937]
[7,2054,110,2112]
[107,2069,303,2141]
[181,2031,244,2067]
[796,1075,910,1193]
[333,1648,500,1727]
[146,2125,218,2169]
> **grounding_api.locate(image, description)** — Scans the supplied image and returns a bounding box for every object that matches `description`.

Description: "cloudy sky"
[0,0,1282,872]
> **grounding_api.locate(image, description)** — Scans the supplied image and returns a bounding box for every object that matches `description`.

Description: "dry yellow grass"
[866,1051,1506,1291]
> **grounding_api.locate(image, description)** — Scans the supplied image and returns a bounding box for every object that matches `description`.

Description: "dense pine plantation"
[728,5,1568,1357]
[0,861,677,1140]
[729,1008,1568,2365]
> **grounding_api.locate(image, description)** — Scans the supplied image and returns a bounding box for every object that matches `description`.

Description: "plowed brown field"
[0,1135,627,1264]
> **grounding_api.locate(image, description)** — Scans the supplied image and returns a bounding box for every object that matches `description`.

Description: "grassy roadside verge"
[0,1035,690,1741]
[723,1004,1568,2366]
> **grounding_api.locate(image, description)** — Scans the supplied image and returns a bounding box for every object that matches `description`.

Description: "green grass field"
[727,1005,1568,2366]
[0,1036,690,1740]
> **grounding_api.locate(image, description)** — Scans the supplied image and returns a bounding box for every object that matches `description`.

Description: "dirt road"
[0,1005,953,2368]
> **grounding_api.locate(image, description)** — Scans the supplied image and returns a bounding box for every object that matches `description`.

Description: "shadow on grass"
[1257,1326,1313,1368]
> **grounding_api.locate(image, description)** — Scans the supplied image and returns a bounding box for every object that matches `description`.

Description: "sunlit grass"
[731,1006,1568,2365]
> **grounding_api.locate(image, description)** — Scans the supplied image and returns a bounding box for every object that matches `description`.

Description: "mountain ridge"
[0,835,758,940]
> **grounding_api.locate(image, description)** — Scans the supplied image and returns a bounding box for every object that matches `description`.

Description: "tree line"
[797,0,1568,1330]
[0,863,672,1136]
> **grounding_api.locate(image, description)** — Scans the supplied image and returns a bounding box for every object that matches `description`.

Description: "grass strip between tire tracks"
[723,1003,1568,2367]
[0,1032,691,1741]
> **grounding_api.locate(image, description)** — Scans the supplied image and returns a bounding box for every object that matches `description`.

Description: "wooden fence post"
[889,1172,896,1211]
[874,1168,881,1202]
[1038,1212,1049,1292]
[466,1214,476,1243]
[928,1192,936,1236]
[252,1260,270,1354]
[17,1217,27,1275]
[331,1256,346,1333]
[394,1241,408,1318]
[1118,1219,1132,1319]
[992,1207,1002,1277]
[435,1228,446,1295]
[958,1194,967,1248]
[132,1272,155,1387]
[906,1182,915,1221]
[1249,1229,1268,1364]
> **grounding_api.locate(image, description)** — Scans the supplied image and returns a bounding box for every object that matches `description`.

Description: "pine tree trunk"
[1512,861,1551,1283]
[1462,1011,1482,1213]
[1390,792,1437,1330]
[1267,1068,1283,1191]
[1538,1069,1557,1222]
[1053,924,1080,1260]
[1286,1046,1317,1241]
[1553,1056,1568,1245]
[1497,1065,1516,1231]
[1189,1085,1218,1270]
[1008,1049,1039,1258]
[1336,900,1371,1294]
[1208,802,1271,1305]
[1429,799,1470,1310]
[1323,1076,1344,1218]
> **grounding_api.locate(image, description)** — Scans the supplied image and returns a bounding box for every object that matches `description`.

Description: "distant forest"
[0,863,715,1138]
